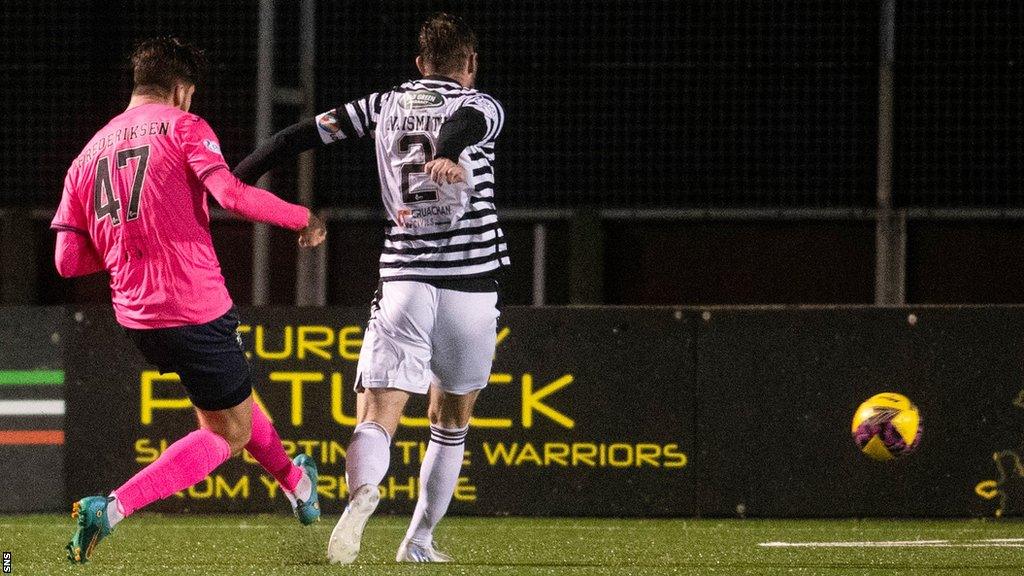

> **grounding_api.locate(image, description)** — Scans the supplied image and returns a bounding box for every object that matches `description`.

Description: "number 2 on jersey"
[399,133,439,204]
[94,145,150,226]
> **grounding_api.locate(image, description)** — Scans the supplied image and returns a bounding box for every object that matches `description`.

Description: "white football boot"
[327,484,380,564]
[396,538,454,563]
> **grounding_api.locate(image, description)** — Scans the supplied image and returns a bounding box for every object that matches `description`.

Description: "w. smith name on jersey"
[315,77,508,282]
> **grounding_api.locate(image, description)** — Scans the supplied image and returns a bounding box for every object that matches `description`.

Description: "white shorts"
[355,281,500,395]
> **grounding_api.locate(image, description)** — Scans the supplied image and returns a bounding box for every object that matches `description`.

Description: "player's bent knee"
[430,388,479,428]
[433,403,473,429]
[435,414,471,429]
[427,406,441,425]
[205,423,250,455]
[224,429,250,455]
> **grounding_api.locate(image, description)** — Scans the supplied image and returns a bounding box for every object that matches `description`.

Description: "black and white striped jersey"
[315,77,508,282]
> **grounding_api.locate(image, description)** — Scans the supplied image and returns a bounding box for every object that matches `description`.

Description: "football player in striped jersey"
[234,13,506,564]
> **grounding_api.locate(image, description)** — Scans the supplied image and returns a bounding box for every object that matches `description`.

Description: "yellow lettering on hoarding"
[185,475,249,499]
[134,438,166,463]
[140,371,191,424]
[515,443,543,465]
[269,371,322,425]
[255,326,293,360]
[391,441,472,466]
[260,475,280,498]
[338,326,363,361]
[521,374,575,429]
[188,476,215,498]
[141,363,581,431]
[481,441,688,469]
[544,442,570,466]
[635,443,661,467]
[330,372,358,426]
[297,326,334,360]
[663,444,688,468]
[453,477,476,502]
[608,443,633,468]
[295,439,320,456]
[495,327,511,351]
[329,440,346,464]
[302,474,475,503]
[483,442,517,465]
[387,476,417,500]
[318,474,340,500]
[219,475,249,499]
[469,374,514,429]
[242,324,365,361]
[573,443,597,466]
[396,440,419,465]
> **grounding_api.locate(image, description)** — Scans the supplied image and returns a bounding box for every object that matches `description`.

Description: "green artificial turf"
[3,514,1023,575]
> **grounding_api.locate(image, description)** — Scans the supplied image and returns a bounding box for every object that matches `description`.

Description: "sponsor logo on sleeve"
[203,139,222,155]
[317,111,343,140]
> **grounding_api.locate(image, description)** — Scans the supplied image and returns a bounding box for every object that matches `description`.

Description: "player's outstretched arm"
[233,117,324,185]
[203,168,326,248]
[53,230,104,278]
[234,94,382,185]
[177,114,325,247]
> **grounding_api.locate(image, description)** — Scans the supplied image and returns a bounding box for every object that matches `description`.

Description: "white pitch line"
[760,540,1024,548]
[761,540,947,548]
[0,399,65,416]
[949,544,1024,547]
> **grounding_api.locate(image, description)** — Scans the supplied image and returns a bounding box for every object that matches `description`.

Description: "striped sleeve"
[461,93,505,143]
[315,92,385,144]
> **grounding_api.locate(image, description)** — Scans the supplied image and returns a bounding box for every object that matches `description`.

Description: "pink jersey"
[53,104,238,329]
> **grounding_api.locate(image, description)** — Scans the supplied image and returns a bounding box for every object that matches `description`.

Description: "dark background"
[2,1,1023,306]
[49,304,1024,517]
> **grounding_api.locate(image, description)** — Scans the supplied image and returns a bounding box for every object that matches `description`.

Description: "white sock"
[406,425,468,546]
[283,470,313,507]
[345,421,392,494]
[106,494,125,528]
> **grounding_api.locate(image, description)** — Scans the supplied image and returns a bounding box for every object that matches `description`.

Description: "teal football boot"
[66,496,115,563]
[292,453,321,525]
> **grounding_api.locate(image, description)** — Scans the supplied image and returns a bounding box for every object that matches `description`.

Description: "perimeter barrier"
[1,306,1021,518]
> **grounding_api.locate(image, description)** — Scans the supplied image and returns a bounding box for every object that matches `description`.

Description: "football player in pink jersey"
[53,37,327,563]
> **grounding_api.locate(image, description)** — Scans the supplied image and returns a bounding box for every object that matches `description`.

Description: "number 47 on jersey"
[93,145,150,226]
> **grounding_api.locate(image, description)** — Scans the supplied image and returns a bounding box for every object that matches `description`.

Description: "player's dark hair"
[130,37,207,97]
[418,13,477,76]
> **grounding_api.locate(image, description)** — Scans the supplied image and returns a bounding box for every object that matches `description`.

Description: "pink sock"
[112,429,231,516]
[246,402,302,492]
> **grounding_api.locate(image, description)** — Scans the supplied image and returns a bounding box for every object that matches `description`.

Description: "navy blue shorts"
[126,308,252,411]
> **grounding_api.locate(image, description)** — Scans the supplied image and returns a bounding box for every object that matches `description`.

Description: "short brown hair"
[418,13,477,76]
[131,37,207,97]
